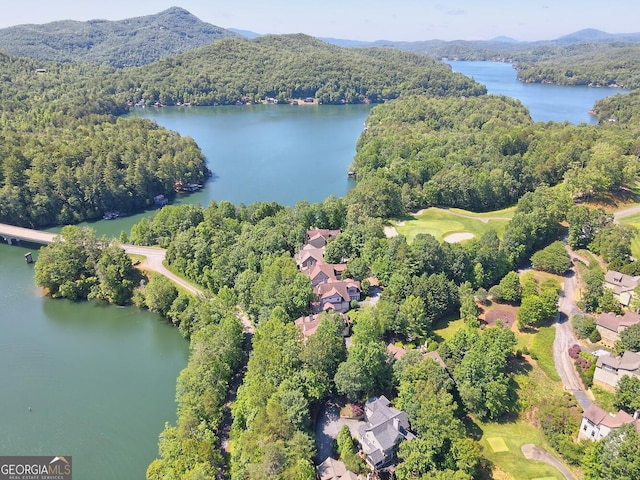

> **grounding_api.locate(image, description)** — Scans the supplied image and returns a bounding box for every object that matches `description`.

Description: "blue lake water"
[445,60,628,124]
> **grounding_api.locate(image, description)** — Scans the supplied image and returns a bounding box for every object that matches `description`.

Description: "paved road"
[554,246,592,409]
[521,444,575,480]
[122,244,205,297]
[315,400,362,463]
[613,204,640,221]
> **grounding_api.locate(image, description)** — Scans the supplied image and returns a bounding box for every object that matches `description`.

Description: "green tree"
[583,423,640,480]
[143,274,178,317]
[531,241,572,275]
[614,375,640,413]
[91,245,141,305]
[615,323,640,354]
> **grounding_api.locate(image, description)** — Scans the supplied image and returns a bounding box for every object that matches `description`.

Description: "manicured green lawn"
[478,420,564,480]
[393,207,515,244]
[617,211,640,259]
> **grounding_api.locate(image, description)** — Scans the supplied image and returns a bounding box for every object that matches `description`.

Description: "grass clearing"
[530,326,561,382]
[393,207,514,244]
[479,420,564,480]
[432,316,465,342]
[591,385,616,412]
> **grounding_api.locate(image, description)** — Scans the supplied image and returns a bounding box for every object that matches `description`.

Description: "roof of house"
[596,311,640,333]
[295,245,325,266]
[316,280,361,302]
[316,457,359,480]
[294,313,349,337]
[309,263,339,283]
[604,270,640,294]
[596,350,640,372]
[306,228,341,244]
[425,351,447,369]
[358,396,414,466]
[583,404,640,430]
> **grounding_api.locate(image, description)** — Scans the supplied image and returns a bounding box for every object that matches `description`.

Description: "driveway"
[315,399,363,463]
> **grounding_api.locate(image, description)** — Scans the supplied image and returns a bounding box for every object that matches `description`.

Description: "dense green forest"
[0,7,237,67]
[348,94,640,213]
[110,34,485,106]
[514,44,640,89]
[593,88,640,124]
[0,34,483,227]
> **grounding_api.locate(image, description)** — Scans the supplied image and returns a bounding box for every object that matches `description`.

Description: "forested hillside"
[111,34,486,106]
[0,33,485,227]
[515,44,640,89]
[593,89,640,124]
[348,94,640,214]
[0,7,236,67]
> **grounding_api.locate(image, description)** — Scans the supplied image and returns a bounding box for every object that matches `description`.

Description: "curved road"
[521,444,575,480]
[555,246,592,409]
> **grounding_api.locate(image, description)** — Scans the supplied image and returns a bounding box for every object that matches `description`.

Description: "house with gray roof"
[594,350,640,391]
[357,396,415,469]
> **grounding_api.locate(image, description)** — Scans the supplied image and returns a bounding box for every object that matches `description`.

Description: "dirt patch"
[444,232,474,243]
[479,304,518,328]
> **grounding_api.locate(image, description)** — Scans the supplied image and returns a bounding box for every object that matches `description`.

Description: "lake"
[0,242,189,479]
[445,60,628,124]
[128,104,373,207]
[1,61,629,479]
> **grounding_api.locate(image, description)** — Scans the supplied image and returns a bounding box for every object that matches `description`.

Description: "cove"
[0,242,189,479]
[127,104,373,207]
[445,60,628,124]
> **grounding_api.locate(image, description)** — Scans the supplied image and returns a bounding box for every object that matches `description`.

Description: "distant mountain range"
[0,7,238,67]
[0,7,639,68]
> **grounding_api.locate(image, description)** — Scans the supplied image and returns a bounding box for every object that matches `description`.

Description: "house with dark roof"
[604,270,640,307]
[357,396,415,469]
[596,311,640,348]
[594,350,640,391]
[578,403,640,441]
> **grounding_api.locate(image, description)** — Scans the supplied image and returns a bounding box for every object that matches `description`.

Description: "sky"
[1,0,639,42]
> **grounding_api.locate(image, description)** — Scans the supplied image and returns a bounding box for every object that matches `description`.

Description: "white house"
[578,404,640,441]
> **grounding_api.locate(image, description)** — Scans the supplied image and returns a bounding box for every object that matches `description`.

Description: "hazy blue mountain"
[556,28,640,43]
[491,36,519,43]
[0,7,238,67]
[227,28,262,39]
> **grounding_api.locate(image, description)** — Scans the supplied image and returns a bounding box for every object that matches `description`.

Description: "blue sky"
[2,1,638,41]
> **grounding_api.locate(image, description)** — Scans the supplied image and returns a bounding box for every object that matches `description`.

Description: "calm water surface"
[0,243,189,479]
[128,104,373,207]
[446,61,628,124]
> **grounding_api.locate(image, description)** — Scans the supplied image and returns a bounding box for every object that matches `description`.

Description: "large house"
[316,280,361,313]
[295,245,326,272]
[593,350,640,391]
[604,270,640,307]
[578,403,640,441]
[596,311,640,348]
[357,396,415,469]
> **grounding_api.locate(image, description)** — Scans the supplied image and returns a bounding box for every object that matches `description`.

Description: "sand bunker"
[444,232,474,243]
[384,226,399,238]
